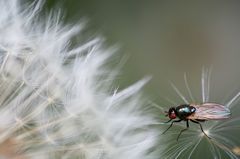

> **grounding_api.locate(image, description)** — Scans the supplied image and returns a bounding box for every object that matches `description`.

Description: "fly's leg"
[162,119,182,134]
[177,120,189,141]
[190,119,211,139]
[164,119,172,123]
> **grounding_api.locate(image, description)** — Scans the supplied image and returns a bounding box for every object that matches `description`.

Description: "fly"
[163,103,231,141]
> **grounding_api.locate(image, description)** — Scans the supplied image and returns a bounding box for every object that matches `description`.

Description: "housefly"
[163,103,231,141]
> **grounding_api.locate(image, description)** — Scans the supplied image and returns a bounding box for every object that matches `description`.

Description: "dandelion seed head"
[0,0,157,158]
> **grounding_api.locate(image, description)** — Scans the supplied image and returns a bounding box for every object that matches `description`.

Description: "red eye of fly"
[169,112,176,119]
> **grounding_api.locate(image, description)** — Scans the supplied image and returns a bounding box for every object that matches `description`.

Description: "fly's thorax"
[175,104,196,119]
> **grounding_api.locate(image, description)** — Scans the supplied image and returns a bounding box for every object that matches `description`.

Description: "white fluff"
[0,0,156,158]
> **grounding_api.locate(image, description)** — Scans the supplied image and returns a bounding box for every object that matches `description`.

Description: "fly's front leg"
[164,119,172,123]
[162,119,182,134]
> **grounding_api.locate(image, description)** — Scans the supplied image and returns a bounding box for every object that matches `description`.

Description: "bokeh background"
[45,0,240,102]
[45,1,240,158]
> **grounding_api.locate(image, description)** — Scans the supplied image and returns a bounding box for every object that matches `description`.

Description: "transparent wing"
[187,103,231,120]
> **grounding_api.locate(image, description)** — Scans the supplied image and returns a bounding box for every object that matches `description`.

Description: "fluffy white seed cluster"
[0,1,156,158]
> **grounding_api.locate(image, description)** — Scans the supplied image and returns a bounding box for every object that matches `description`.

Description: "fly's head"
[165,107,177,119]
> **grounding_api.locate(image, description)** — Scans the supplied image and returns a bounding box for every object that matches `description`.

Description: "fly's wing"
[187,103,231,120]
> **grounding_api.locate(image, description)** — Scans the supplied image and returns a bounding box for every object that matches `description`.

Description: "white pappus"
[0,0,156,159]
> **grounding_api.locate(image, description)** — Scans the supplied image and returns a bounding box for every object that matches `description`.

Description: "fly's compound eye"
[169,111,176,119]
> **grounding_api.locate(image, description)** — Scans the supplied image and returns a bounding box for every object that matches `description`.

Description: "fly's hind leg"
[190,119,211,139]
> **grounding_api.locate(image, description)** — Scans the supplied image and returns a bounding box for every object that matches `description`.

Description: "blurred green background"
[45,0,240,104]
[44,1,240,158]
